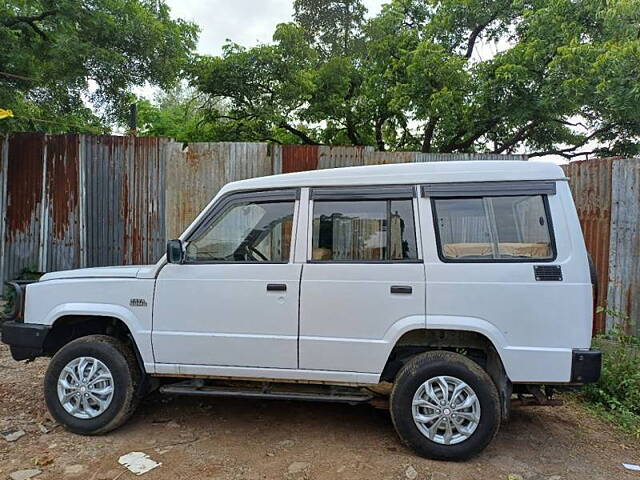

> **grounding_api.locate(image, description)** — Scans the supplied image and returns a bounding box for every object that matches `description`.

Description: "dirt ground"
[0,344,638,480]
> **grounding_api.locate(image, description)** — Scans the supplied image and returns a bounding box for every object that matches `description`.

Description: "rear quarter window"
[432,195,556,262]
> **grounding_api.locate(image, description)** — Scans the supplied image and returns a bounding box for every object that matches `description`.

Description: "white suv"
[1,161,601,460]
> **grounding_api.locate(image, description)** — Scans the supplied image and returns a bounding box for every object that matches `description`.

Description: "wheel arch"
[43,314,146,376]
[39,302,154,373]
[381,327,512,422]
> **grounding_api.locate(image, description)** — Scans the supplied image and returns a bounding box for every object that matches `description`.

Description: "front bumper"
[570,348,602,383]
[1,321,50,361]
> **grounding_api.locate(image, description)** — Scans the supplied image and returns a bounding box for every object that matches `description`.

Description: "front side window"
[432,195,554,261]
[185,199,294,263]
[312,199,418,261]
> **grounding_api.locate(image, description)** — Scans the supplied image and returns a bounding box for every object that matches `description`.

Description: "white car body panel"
[24,278,156,372]
[299,263,426,373]
[19,161,592,386]
[418,181,592,383]
[40,265,143,281]
[152,263,302,369]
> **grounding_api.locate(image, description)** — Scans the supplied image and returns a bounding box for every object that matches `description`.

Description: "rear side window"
[312,199,418,262]
[432,195,555,262]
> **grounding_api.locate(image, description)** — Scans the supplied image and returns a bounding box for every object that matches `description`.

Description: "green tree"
[192,23,319,144]
[0,0,198,133]
[293,0,366,56]
[193,0,640,157]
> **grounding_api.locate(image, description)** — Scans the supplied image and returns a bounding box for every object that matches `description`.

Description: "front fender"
[45,303,154,373]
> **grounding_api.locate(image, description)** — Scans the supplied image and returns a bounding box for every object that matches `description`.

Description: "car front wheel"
[44,335,141,435]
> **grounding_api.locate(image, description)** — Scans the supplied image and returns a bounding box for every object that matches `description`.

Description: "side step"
[159,380,374,404]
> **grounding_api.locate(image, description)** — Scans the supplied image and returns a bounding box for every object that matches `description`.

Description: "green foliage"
[191,23,319,144]
[191,0,640,156]
[0,0,198,133]
[136,87,216,142]
[581,326,640,437]
[293,0,366,57]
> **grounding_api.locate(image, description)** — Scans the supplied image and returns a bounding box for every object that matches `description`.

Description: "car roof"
[220,160,566,195]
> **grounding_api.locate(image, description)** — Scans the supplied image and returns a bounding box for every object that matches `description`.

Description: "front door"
[153,189,300,369]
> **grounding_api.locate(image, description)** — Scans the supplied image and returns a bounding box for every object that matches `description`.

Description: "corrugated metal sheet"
[4,133,46,282]
[10,135,640,338]
[280,145,319,173]
[0,135,8,284]
[84,135,126,266]
[607,158,640,336]
[363,151,415,165]
[83,135,169,267]
[44,134,81,272]
[318,145,370,169]
[415,152,527,162]
[165,142,270,238]
[128,137,167,265]
[562,158,614,333]
[0,134,170,284]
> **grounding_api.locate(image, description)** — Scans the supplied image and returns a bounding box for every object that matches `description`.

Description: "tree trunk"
[421,117,438,153]
[374,117,386,151]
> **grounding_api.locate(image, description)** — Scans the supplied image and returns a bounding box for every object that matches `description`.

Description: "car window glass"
[433,195,553,261]
[312,199,418,261]
[185,200,294,262]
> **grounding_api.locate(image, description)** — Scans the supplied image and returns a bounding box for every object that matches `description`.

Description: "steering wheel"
[247,245,268,261]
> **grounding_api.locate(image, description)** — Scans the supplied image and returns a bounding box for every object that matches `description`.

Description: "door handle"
[267,283,287,292]
[390,285,412,294]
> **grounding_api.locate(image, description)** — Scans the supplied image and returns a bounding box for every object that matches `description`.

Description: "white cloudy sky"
[165,0,385,56]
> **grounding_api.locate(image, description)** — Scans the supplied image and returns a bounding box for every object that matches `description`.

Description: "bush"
[581,327,640,437]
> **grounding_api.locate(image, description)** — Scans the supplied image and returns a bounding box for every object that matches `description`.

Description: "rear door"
[299,186,426,374]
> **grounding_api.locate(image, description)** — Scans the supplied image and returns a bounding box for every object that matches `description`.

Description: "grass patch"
[579,328,640,438]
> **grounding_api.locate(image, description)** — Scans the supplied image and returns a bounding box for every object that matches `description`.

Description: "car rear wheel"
[390,350,501,460]
[44,335,141,434]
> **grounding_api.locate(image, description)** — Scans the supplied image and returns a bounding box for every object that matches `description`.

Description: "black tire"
[390,350,501,460]
[44,335,141,435]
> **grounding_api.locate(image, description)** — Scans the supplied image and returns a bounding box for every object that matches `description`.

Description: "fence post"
[0,135,8,286]
[78,134,87,268]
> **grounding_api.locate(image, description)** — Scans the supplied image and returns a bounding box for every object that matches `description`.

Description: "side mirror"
[166,239,184,264]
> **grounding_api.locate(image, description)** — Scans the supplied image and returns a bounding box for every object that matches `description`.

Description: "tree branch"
[528,149,599,160]
[493,121,537,154]
[441,118,500,152]
[528,124,613,158]
[465,16,498,59]
[278,122,319,145]
[396,117,420,150]
[4,9,58,39]
[0,71,38,82]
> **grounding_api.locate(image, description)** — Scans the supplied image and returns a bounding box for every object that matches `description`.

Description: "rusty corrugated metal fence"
[166,144,527,237]
[562,158,640,336]
[0,133,170,285]
[1,133,636,336]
